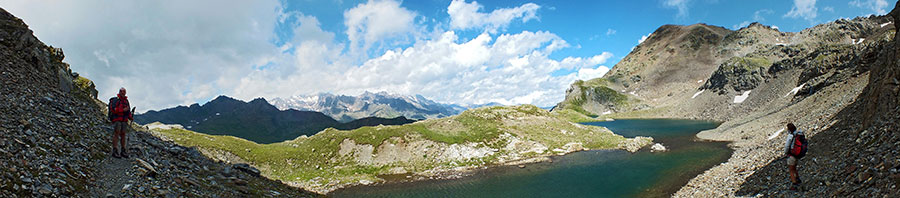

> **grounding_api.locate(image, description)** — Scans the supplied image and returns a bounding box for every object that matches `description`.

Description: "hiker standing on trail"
[784,123,808,191]
[109,87,134,158]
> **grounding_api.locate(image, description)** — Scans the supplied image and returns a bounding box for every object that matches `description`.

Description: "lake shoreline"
[326,148,597,196]
[331,119,731,198]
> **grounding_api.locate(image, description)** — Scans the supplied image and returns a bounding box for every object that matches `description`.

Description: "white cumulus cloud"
[733,9,774,29]
[784,0,818,22]
[849,0,890,15]
[638,33,652,44]
[344,0,418,53]
[576,66,611,81]
[447,0,540,33]
[2,0,613,111]
[606,28,617,35]
[1,0,282,111]
[663,0,690,19]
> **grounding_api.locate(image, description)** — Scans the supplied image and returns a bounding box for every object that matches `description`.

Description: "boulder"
[650,143,668,152]
[135,158,157,176]
[617,136,654,152]
[562,142,585,153]
[232,163,260,176]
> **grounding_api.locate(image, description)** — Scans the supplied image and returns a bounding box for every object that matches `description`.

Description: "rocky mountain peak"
[639,23,731,47]
[211,95,238,102]
[597,22,733,105]
[248,97,268,105]
[559,8,896,117]
[743,22,776,30]
[271,92,461,122]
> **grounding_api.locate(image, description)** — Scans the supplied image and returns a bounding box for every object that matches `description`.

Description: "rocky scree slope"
[734,4,900,197]
[148,104,654,194]
[553,4,898,197]
[0,8,318,197]
[136,95,415,144]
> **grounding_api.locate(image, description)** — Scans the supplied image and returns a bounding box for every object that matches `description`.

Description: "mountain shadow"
[736,5,900,196]
[135,95,416,144]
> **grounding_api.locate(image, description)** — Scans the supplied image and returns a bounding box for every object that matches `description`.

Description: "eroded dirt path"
[88,131,143,198]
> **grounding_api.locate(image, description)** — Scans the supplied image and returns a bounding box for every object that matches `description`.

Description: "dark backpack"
[108,97,119,121]
[789,134,808,159]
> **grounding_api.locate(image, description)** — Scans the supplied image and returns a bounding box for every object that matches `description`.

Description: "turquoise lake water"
[330,119,730,198]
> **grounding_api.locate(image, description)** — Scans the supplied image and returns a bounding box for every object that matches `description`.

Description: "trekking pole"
[130,107,136,128]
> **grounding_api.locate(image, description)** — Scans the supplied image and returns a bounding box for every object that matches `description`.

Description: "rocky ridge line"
[552,3,899,197]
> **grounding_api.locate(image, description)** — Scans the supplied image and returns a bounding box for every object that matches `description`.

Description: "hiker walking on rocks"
[109,87,134,158]
[784,123,808,191]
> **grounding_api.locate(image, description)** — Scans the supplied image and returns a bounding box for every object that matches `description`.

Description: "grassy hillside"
[149,105,647,193]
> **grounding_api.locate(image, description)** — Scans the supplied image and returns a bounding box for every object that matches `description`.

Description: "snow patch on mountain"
[733,90,751,103]
[271,91,465,122]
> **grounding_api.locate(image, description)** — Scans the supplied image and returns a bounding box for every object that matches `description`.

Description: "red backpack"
[107,97,131,121]
[789,133,808,159]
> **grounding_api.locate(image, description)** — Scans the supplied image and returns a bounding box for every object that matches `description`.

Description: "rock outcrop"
[554,78,636,115]
[552,2,898,197]
[701,56,772,93]
[0,8,318,197]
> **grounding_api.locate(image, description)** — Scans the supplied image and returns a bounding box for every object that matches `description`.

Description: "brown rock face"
[0,8,74,93]
[893,1,900,33]
[731,3,900,197]
[858,1,900,127]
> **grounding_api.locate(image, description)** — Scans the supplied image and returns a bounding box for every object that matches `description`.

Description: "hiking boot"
[790,183,802,191]
[111,149,121,158]
[120,150,129,158]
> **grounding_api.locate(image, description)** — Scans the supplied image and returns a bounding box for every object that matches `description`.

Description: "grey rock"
[232,178,248,186]
[222,166,233,177]
[38,185,52,195]
[19,119,32,130]
[168,146,185,154]
[232,163,260,176]
[135,158,157,176]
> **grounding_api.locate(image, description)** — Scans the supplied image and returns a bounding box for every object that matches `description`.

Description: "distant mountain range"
[270,91,498,122]
[135,95,416,143]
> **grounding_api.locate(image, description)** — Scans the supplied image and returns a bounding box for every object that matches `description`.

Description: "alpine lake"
[330,119,732,198]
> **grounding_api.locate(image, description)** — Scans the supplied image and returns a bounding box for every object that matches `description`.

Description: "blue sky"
[274,0,891,68]
[1,0,893,111]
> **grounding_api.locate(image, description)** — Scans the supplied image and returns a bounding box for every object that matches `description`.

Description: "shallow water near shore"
[330,119,731,198]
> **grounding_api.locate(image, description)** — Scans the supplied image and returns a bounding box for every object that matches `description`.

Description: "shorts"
[786,156,798,166]
[113,121,129,132]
